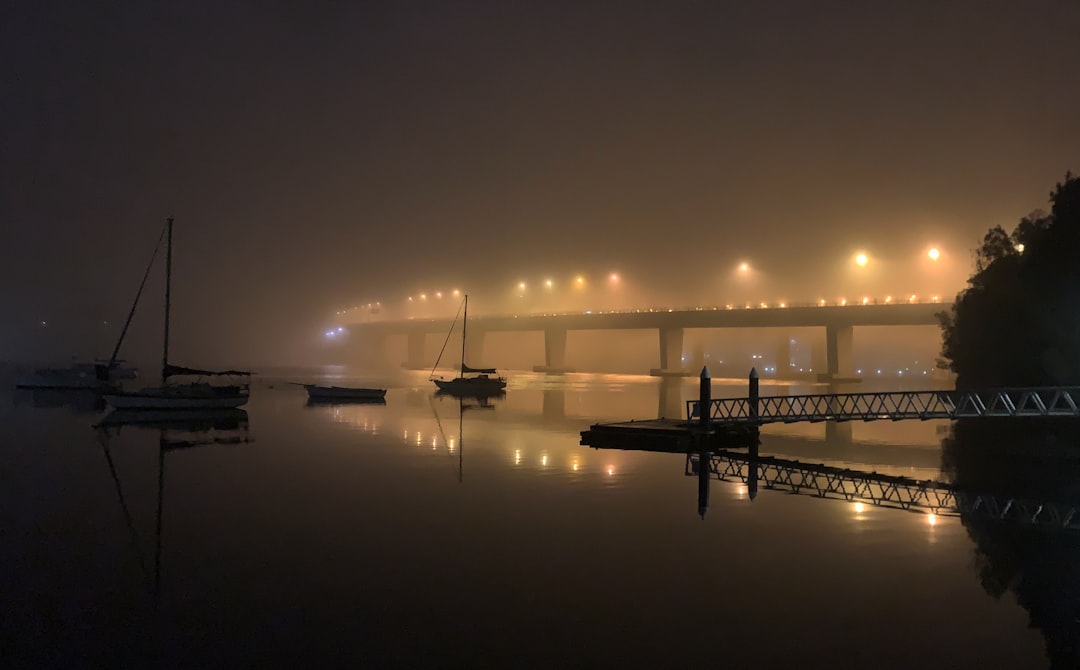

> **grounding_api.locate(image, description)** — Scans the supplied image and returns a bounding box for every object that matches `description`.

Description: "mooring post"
[699,366,711,431]
[749,367,759,424]
[697,449,710,519]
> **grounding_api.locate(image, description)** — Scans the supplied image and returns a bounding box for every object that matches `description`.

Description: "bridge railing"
[687,451,1080,531]
[687,387,1080,424]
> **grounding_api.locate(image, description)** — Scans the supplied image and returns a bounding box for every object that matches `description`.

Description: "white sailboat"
[104,217,251,410]
[430,295,506,397]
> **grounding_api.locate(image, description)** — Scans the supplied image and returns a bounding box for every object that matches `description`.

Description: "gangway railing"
[687,387,1080,425]
[687,451,1080,532]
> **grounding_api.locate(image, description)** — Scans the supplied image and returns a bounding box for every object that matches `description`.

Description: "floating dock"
[580,418,757,452]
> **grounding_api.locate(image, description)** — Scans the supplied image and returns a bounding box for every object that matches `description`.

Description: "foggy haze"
[3,1,1079,367]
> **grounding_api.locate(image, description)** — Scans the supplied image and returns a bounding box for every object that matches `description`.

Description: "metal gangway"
[688,387,1080,425]
[687,450,1080,532]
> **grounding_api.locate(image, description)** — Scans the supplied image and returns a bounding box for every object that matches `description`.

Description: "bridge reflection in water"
[688,449,1080,532]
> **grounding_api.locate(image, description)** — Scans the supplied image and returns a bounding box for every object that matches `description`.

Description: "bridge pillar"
[402,331,426,370]
[464,329,487,369]
[820,324,859,383]
[355,331,389,369]
[650,327,690,377]
[774,336,792,379]
[811,339,827,377]
[534,327,575,374]
[825,421,853,446]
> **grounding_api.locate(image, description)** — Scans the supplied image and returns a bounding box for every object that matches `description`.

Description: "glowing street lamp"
[927,247,941,261]
[738,262,750,273]
[854,252,869,267]
[574,275,585,289]
[452,289,460,297]
[544,278,554,290]
[608,272,620,284]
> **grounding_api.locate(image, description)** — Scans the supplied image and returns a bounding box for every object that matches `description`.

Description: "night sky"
[3,0,1079,365]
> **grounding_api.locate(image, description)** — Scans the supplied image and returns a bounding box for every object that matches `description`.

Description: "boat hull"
[303,385,387,401]
[433,377,507,396]
[16,377,119,391]
[104,385,249,409]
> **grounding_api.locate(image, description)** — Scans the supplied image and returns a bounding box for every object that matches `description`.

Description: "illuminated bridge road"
[346,302,949,379]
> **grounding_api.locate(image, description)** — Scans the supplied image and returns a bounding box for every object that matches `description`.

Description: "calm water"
[3,366,1072,668]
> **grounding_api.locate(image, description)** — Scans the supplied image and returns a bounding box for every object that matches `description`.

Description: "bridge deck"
[580,419,755,451]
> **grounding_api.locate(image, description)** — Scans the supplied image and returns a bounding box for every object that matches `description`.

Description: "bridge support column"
[774,336,792,379]
[464,329,486,369]
[825,421,853,446]
[534,328,575,374]
[650,327,690,377]
[355,331,389,369]
[819,324,860,383]
[402,332,426,370]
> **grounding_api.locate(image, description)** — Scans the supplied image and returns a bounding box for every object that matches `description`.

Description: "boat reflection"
[431,392,498,483]
[95,408,252,610]
[14,387,106,414]
[434,388,505,406]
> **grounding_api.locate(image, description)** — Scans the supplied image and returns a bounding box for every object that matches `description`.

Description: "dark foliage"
[938,172,1080,388]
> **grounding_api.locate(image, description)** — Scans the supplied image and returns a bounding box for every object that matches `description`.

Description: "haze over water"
[3,365,1058,668]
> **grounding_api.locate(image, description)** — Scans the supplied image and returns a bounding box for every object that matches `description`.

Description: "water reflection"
[943,419,1080,668]
[13,387,105,414]
[95,409,253,609]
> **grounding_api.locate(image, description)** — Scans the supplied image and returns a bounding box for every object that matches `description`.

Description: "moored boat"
[15,359,137,391]
[102,217,251,410]
[303,384,387,401]
[430,295,507,397]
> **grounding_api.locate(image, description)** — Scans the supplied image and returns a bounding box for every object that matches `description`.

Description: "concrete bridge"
[347,302,949,381]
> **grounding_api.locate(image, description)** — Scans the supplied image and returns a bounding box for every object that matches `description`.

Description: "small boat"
[302,384,387,402]
[430,295,507,396]
[103,217,251,410]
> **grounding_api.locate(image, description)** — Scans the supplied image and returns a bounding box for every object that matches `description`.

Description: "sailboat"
[430,295,506,396]
[103,217,251,410]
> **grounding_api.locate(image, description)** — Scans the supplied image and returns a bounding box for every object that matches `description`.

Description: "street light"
[854,253,868,267]
[927,247,941,261]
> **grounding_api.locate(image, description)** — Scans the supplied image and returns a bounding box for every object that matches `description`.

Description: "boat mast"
[161,217,173,386]
[459,294,468,379]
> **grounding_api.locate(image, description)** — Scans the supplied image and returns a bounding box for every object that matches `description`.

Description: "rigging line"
[428,296,466,380]
[107,221,168,370]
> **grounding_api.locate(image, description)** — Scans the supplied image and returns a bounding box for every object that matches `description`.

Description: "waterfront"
[2,367,1061,667]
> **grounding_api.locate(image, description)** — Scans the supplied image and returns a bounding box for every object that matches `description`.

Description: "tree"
[938,172,1080,388]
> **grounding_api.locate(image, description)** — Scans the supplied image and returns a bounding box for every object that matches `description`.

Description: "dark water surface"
[3,367,1068,668]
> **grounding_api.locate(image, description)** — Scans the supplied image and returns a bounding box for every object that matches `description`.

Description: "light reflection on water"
[0,366,1062,667]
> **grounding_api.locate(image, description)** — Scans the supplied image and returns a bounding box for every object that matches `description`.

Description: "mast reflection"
[431,391,500,483]
[95,409,253,608]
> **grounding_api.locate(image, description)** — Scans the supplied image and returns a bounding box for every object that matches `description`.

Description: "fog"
[3,1,1079,369]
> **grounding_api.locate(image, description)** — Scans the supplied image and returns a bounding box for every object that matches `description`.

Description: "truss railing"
[686,387,1080,425]
[686,451,1080,531]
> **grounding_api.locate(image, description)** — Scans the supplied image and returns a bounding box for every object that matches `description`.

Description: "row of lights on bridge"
[335,246,948,317]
